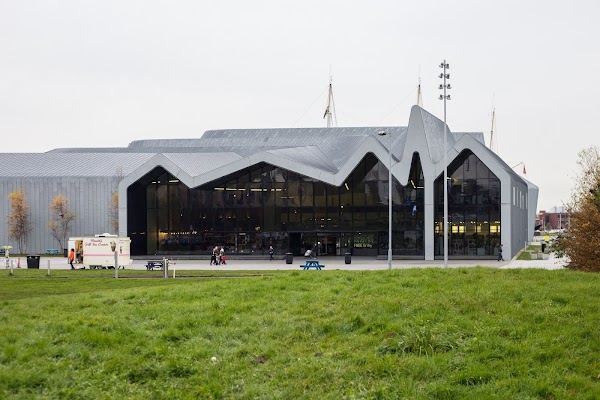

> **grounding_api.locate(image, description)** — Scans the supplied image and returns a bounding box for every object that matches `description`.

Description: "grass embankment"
[1,268,599,399]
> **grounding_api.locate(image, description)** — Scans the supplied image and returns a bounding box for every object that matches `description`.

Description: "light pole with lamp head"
[378,130,392,270]
[439,61,451,268]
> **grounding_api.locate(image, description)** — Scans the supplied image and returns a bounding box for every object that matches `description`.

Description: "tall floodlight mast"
[438,61,451,269]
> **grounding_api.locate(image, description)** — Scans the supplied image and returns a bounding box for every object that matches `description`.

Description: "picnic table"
[45,249,60,255]
[300,260,325,270]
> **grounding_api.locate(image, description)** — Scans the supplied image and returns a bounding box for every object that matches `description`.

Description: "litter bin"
[285,252,293,264]
[345,252,352,264]
[27,255,40,269]
[63,248,68,258]
[541,242,546,253]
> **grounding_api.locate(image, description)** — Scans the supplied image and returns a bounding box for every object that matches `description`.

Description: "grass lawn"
[517,252,532,261]
[1,268,599,399]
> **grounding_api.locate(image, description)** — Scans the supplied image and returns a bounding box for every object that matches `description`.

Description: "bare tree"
[49,194,76,253]
[8,187,31,254]
[109,167,124,234]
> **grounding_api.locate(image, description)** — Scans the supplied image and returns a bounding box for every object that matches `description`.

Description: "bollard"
[172,260,176,279]
[163,258,168,279]
[17,257,21,268]
[47,259,51,277]
[9,259,14,276]
[114,251,118,279]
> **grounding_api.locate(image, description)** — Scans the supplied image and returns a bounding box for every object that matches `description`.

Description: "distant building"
[0,106,538,260]
[537,207,569,231]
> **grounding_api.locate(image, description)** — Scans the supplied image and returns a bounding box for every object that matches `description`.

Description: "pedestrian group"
[210,246,227,265]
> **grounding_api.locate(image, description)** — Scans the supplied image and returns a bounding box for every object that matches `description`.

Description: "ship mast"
[323,73,336,128]
[489,106,496,151]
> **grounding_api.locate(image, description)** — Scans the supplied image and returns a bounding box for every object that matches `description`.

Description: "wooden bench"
[146,260,164,270]
[45,249,60,255]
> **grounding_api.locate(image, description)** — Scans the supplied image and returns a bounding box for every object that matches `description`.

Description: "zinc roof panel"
[0,153,155,177]
[266,146,338,173]
[163,152,243,176]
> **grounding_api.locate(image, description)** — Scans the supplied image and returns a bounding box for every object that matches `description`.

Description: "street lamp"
[378,130,393,270]
[439,61,451,268]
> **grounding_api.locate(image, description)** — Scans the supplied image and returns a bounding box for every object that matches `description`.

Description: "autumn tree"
[109,167,124,234]
[553,146,600,272]
[48,194,76,253]
[110,192,119,233]
[7,187,31,254]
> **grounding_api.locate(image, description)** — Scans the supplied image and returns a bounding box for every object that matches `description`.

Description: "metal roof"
[0,153,155,177]
[162,152,244,177]
[0,107,497,182]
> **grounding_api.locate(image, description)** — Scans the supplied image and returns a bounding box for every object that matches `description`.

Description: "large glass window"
[434,150,501,257]
[128,153,425,257]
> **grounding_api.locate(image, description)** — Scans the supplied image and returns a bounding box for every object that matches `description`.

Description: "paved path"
[13,252,569,271]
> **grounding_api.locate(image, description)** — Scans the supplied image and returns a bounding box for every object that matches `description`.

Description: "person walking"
[497,244,504,261]
[219,247,225,265]
[68,248,76,269]
[210,246,218,265]
[269,245,274,261]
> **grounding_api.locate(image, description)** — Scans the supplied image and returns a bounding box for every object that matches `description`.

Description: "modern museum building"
[0,106,538,260]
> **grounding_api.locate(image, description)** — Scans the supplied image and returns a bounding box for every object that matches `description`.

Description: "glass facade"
[434,150,501,257]
[127,153,425,257]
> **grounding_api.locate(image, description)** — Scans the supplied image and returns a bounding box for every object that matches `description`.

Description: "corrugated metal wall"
[510,176,530,257]
[0,177,116,254]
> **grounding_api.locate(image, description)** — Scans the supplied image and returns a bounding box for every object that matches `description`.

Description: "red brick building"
[536,207,569,231]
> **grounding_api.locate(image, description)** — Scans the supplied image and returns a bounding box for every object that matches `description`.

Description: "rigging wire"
[376,86,418,124]
[292,87,329,127]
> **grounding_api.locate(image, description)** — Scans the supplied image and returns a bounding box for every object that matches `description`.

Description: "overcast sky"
[1,0,599,211]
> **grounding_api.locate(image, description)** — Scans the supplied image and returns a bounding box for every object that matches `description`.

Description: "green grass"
[1,268,599,399]
[518,244,548,260]
[517,251,532,260]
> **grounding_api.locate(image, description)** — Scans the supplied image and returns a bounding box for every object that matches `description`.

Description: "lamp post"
[439,61,451,268]
[378,130,393,270]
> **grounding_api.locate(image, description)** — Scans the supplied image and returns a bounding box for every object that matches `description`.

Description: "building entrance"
[290,233,344,256]
[317,234,338,256]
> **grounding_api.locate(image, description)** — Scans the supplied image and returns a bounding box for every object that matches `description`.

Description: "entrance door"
[317,234,339,256]
[289,233,341,256]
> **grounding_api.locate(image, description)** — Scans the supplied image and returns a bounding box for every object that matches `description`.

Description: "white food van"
[68,234,131,269]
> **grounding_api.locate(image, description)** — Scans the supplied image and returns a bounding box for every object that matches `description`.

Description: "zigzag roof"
[1,106,498,187]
